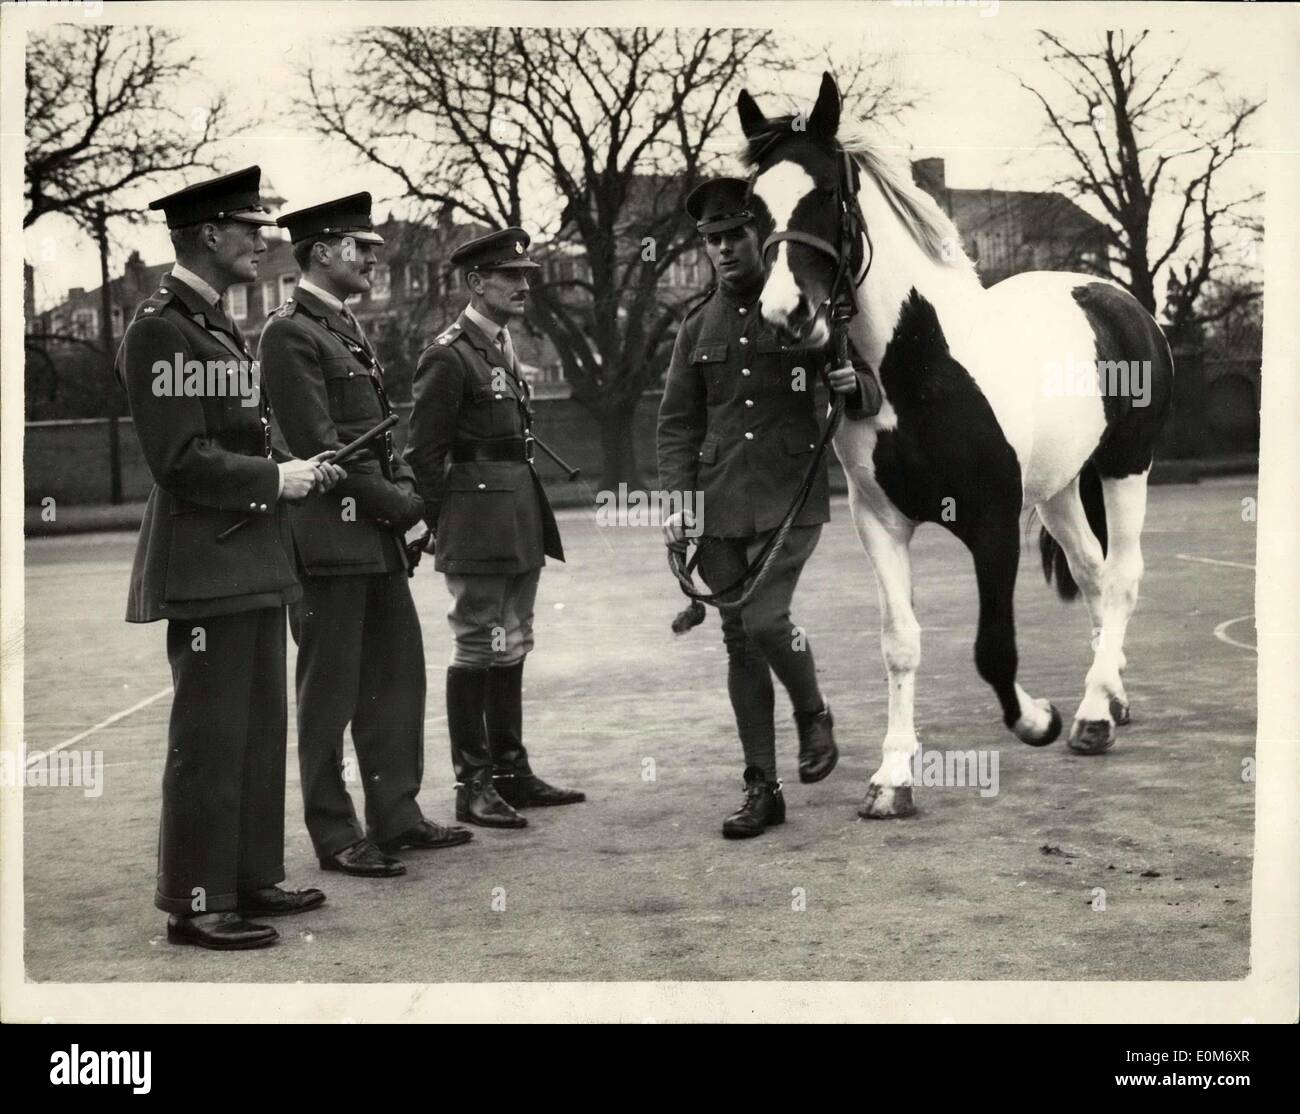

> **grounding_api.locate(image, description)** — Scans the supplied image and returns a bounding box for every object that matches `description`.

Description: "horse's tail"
[1040,463,1108,601]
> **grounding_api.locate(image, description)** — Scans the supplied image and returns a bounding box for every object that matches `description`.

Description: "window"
[72,308,97,338]
[226,285,248,321]
[279,274,296,305]
[111,306,125,336]
[263,281,279,314]
[369,264,391,302]
[406,263,428,295]
[446,268,461,293]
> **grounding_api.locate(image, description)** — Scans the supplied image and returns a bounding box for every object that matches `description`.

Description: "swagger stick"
[216,413,399,542]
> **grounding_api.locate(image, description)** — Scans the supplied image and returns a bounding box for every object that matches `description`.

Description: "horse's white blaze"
[752,163,816,324]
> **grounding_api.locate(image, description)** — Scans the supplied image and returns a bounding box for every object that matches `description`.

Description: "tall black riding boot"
[486,661,585,808]
[447,666,525,829]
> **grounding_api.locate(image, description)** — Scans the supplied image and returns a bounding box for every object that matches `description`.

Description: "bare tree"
[25,25,231,232]
[302,28,908,488]
[1019,30,1262,333]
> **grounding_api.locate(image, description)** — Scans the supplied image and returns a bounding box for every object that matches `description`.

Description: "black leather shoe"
[166,912,278,951]
[319,839,406,877]
[456,770,527,829]
[377,818,474,853]
[238,885,326,917]
[794,702,838,784]
[722,766,786,839]
[494,772,586,809]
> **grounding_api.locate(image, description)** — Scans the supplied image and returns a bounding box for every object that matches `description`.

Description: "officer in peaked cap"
[259,192,472,879]
[405,226,583,831]
[118,166,346,951]
[657,175,880,841]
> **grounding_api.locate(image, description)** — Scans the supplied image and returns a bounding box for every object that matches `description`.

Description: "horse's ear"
[737,89,766,139]
[809,71,841,139]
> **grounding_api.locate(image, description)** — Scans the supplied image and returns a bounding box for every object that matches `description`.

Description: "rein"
[668,147,873,629]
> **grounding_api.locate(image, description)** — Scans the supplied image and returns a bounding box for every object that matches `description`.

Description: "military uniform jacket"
[117,273,299,623]
[405,312,563,575]
[258,287,424,577]
[657,282,832,538]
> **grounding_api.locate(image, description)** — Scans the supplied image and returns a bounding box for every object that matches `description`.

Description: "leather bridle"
[753,147,873,354]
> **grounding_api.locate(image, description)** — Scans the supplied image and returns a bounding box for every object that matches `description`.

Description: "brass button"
[739,337,748,346]
[477,483,486,490]
[738,307,747,315]
[744,432,754,441]
[348,371,355,377]
[744,399,754,408]
[741,368,751,376]
[248,502,257,509]
[495,393,503,400]
[259,503,268,512]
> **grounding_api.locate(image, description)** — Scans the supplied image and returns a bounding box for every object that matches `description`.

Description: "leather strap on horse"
[668,147,871,633]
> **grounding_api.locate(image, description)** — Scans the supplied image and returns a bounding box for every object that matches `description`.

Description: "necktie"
[344,306,376,361]
[498,326,517,374]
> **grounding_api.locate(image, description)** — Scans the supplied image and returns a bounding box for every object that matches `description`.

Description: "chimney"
[911,158,949,211]
[68,286,85,302]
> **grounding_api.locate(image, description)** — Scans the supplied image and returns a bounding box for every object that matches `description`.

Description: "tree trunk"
[596,399,645,494]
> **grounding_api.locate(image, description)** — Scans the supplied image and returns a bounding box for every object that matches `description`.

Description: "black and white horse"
[737,74,1172,817]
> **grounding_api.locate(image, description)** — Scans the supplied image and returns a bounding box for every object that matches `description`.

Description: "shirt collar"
[297,278,346,314]
[169,263,222,307]
[464,302,507,342]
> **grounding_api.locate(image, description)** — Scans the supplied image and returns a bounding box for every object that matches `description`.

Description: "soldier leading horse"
[737,74,1172,817]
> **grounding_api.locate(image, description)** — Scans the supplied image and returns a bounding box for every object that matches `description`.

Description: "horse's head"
[738,72,864,349]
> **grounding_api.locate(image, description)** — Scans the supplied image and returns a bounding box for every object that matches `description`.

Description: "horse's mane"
[842,134,971,271]
[742,119,972,272]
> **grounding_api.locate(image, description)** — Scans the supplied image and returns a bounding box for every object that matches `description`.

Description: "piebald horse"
[737,74,1172,817]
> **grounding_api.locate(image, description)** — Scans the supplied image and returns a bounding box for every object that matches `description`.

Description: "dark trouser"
[156,609,288,914]
[698,525,825,781]
[289,571,426,856]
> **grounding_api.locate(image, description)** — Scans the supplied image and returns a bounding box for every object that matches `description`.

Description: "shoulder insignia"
[133,288,174,321]
[436,322,463,346]
[274,298,296,319]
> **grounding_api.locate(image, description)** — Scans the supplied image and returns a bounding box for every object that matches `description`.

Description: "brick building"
[911,157,1110,285]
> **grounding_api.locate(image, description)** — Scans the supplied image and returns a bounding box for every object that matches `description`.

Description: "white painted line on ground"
[1213,615,1257,654]
[26,685,172,767]
[1176,553,1256,571]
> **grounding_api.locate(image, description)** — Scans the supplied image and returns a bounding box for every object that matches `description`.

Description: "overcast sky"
[24,9,1267,312]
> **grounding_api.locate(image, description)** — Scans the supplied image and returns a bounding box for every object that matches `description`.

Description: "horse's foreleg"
[970,521,1062,746]
[850,504,920,819]
[1070,472,1149,754]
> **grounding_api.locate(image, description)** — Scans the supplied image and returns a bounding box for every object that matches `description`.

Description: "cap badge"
[515,242,524,254]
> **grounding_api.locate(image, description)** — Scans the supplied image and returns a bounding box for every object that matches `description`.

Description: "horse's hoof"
[857,784,917,819]
[1013,700,1060,747]
[1068,718,1116,754]
[1109,697,1131,726]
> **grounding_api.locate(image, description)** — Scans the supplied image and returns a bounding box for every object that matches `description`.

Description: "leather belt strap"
[450,437,535,463]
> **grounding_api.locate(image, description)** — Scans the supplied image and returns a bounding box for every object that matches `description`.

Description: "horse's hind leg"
[1069,471,1149,754]
[1037,478,1129,754]
[849,501,920,819]
[969,519,1063,747]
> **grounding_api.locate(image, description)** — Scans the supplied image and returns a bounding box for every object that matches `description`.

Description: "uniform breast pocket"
[692,342,729,402]
[755,337,799,395]
[322,356,380,422]
[469,379,521,436]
